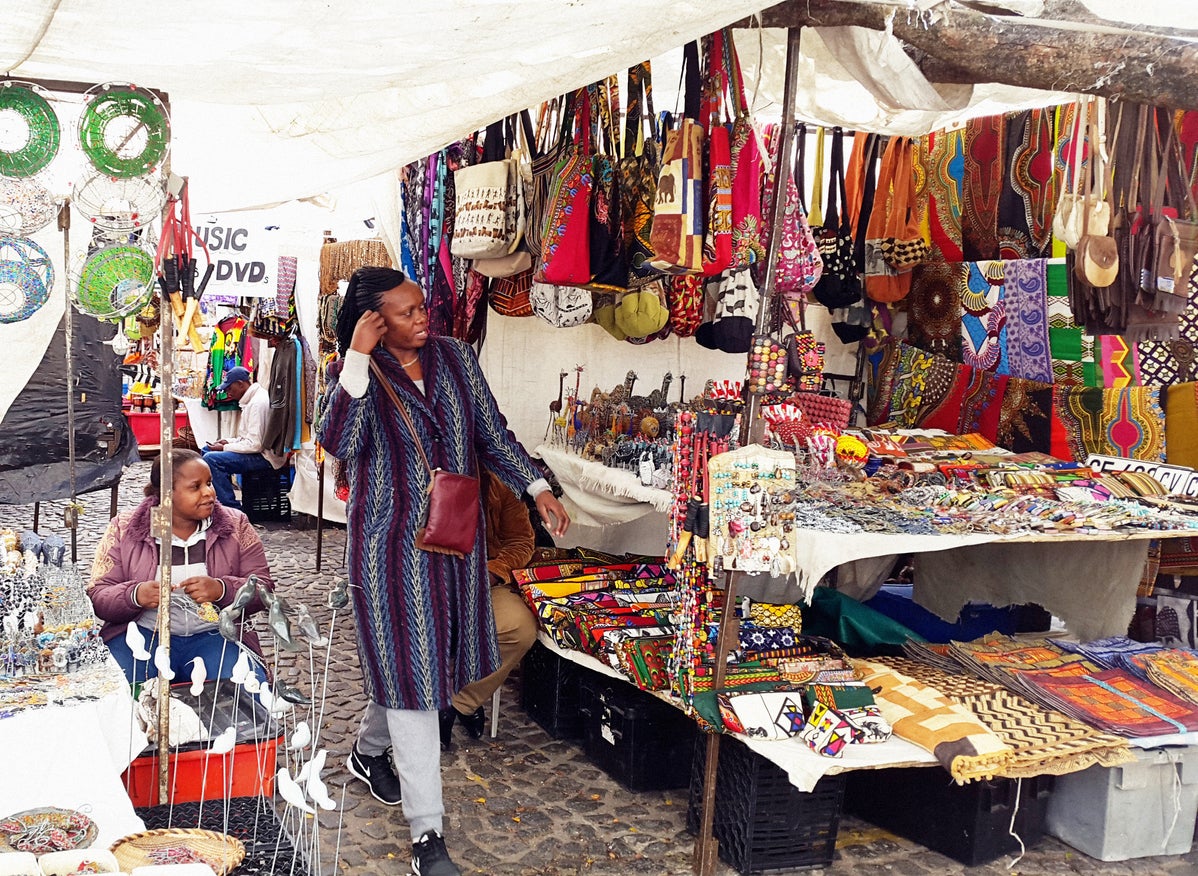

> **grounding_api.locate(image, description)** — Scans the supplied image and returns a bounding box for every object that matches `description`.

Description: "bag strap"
[809,126,825,227]
[1171,116,1198,221]
[683,40,701,121]
[827,127,846,232]
[368,359,433,481]
[794,123,809,214]
[624,61,657,160]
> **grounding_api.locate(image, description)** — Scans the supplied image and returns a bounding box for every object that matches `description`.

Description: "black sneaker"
[346,744,402,805]
[411,830,460,876]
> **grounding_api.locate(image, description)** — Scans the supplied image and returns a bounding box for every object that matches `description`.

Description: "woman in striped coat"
[318,267,568,876]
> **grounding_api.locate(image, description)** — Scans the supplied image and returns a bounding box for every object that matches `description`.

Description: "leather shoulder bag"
[370,360,480,558]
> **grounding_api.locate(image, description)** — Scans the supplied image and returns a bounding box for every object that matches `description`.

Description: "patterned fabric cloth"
[959,261,1009,374]
[888,344,938,428]
[1030,669,1198,738]
[1052,385,1167,462]
[1001,108,1057,259]
[1099,336,1141,389]
[961,115,1004,262]
[1138,269,1198,386]
[1046,261,1100,386]
[1003,258,1053,383]
[1165,382,1198,469]
[997,377,1054,454]
[918,129,965,263]
[907,261,964,359]
[867,339,903,425]
[917,362,971,434]
[877,657,1132,778]
[854,659,1013,783]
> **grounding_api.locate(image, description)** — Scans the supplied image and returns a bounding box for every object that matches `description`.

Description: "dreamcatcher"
[77,84,170,179]
[0,237,53,324]
[0,82,61,179]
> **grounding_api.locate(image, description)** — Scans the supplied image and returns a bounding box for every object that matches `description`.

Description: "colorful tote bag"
[620,61,660,287]
[700,31,733,277]
[773,122,823,298]
[649,42,705,275]
[535,90,593,286]
[725,28,765,268]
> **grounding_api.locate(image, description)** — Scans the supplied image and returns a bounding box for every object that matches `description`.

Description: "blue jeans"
[202,449,273,509]
[105,627,267,686]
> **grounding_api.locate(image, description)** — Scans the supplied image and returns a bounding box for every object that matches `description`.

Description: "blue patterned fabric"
[317,337,541,710]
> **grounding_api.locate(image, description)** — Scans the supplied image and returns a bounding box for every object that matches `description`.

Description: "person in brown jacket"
[439,470,538,749]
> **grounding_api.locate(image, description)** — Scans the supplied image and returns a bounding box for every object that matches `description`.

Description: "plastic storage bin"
[846,766,1053,866]
[520,642,586,740]
[241,467,293,522]
[125,410,189,448]
[122,679,282,807]
[687,735,845,874]
[577,671,697,791]
[1046,745,1198,860]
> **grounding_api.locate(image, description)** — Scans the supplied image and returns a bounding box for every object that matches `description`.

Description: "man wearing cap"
[202,366,287,510]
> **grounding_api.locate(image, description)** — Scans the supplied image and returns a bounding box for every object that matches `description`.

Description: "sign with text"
[1086,454,1198,497]
[193,214,281,300]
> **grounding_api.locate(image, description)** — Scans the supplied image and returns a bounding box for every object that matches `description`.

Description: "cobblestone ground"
[8,464,1198,875]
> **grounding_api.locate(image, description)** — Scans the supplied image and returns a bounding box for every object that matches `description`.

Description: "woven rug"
[1133,650,1198,707]
[854,659,1013,783]
[1028,668,1198,738]
[877,657,1132,778]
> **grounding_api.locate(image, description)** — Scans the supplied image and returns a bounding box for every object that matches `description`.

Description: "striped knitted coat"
[317,338,541,710]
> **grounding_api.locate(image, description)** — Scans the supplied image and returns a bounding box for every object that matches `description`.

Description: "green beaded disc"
[78,85,170,179]
[74,244,156,320]
[0,83,61,178]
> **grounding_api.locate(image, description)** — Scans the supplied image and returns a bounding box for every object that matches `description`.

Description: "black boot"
[438,707,457,751]
[458,705,486,740]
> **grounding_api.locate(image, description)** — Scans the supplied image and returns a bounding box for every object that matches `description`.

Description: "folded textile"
[877,656,1132,778]
[1132,649,1198,708]
[854,659,1013,783]
[798,700,856,757]
[1029,668,1198,738]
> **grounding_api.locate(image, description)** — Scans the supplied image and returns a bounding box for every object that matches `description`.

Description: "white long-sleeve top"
[223,383,286,468]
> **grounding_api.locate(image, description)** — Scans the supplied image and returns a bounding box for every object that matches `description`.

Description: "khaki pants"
[452,584,537,714]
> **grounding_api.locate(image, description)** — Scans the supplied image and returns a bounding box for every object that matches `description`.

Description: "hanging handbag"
[530,280,593,328]
[369,360,479,558]
[877,138,931,272]
[810,128,863,311]
[524,101,564,261]
[701,31,734,276]
[779,298,825,391]
[725,28,766,267]
[586,78,631,292]
[863,136,914,303]
[1075,100,1119,290]
[488,267,534,317]
[666,272,704,337]
[535,90,593,286]
[1052,98,1089,250]
[451,120,520,260]
[773,122,824,299]
[649,42,706,275]
[620,61,661,287]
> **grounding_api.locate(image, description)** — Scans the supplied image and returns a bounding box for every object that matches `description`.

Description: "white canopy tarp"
[5,0,1194,212]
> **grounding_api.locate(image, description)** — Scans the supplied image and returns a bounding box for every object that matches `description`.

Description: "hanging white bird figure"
[208,725,237,755]
[243,675,262,694]
[152,644,175,681]
[276,767,315,814]
[189,657,207,696]
[288,720,312,751]
[125,622,151,660]
[230,650,252,685]
[305,749,336,811]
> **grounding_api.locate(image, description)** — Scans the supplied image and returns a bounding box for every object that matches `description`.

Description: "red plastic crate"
[125,410,189,448]
[121,736,280,807]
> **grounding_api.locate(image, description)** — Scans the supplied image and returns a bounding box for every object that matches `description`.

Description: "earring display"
[707,445,799,576]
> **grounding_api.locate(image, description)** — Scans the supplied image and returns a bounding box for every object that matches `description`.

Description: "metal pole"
[59,202,79,562]
[693,25,805,876]
[154,184,179,804]
[315,455,325,571]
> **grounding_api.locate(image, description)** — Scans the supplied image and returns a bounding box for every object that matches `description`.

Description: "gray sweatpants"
[358,702,442,841]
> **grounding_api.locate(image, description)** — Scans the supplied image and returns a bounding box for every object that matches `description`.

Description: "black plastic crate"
[688,735,845,874]
[242,467,292,522]
[520,642,586,740]
[845,766,1053,866]
[577,671,697,792]
[137,796,301,876]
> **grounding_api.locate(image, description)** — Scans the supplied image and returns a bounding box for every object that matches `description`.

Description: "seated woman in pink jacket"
[89,448,273,683]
